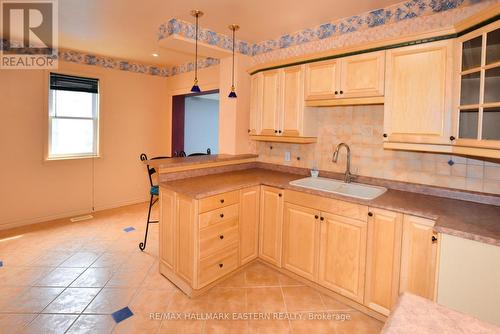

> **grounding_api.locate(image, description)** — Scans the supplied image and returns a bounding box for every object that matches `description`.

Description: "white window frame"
[47,73,100,160]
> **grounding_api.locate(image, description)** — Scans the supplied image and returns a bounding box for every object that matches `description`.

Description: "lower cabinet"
[318,212,367,304]
[400,215,439,300]
[239,186,260,265]
[160,183,439,310]
[364,208,403,315]
[282,202,320,281]
[259,186,284,267]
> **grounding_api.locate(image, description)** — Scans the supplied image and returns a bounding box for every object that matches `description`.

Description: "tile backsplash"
[254,105,500,195]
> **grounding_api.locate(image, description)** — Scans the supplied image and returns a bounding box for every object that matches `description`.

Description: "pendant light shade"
[190,10,203,93]
[228,24,239,98]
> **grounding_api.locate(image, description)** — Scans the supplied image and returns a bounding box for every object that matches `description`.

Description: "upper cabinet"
[383,40,454,146]
[305,51,385,105]
[249,65,317,143]
[453,21,500,152]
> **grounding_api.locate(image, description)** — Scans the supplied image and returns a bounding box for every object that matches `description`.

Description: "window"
[48,73,99,159]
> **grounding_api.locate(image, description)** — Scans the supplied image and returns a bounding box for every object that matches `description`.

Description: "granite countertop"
[381,293,499,333]
[159,168,500,246]
[145,154,258,169]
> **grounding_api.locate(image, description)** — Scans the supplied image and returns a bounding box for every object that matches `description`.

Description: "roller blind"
[50,73,99,94]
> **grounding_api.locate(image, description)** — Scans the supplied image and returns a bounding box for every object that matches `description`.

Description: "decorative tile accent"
[58,49,220,78]
[158,0,490,59]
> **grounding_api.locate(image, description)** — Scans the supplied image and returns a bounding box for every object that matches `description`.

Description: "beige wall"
[0,61,170,229]
[255,105,500,194]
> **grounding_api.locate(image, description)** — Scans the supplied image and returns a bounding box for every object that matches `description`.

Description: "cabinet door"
[260,70,281,136]
[281,66,305,136]
[384,40,453,144]
[159,188,176,270]
[239,186,260,265]
[176,194,195,284]
[339,51,385,98]
[249,73,263,135]
[400,215,438,300]
[318,212,367,303]
[258,186,284,267]
[365,208,403,316]
[282,203,320,281]
[305,60,338,100]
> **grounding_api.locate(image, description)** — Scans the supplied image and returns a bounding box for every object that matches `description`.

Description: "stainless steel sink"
[289,177,387,200]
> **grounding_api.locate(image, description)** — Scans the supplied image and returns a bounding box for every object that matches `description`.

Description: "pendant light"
[190,10,203,93]
[228,24,239,98]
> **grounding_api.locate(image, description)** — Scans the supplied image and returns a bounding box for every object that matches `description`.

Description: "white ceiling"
[59,0,401,66]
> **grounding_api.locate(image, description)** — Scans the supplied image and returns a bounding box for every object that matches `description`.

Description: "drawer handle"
[220,199,225,204]
[220,213,224,218]
[219,263,224,268]
[219,235,224,240]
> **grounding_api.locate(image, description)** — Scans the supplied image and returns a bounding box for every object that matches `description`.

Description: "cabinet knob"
[383,133,388,138]
[219,263,224,268]
[340,90,343,94]
[320,217,324,221]
[450,136,456,141]
[278,130,282,134]
[334,91,338,95]
[248,129,251,133]
[368,212,373,217]
[432,235,438,243]
[219,235,224,240]
[274,130,278,134]
[315,215,319,219]
[220,213,224,218]
[220,199,225,204]
[278,193,282,197]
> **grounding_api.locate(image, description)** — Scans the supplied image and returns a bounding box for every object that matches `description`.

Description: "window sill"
[45,154,101,161]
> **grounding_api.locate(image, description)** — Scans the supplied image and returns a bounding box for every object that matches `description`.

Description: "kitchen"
[0,0,499,333]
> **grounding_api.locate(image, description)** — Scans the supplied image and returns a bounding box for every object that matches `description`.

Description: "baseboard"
[0,197,149,231]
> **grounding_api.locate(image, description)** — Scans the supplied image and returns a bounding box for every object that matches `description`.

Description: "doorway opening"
[171,89,219,157]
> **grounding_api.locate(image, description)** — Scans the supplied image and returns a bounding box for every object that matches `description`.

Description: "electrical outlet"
[284,151,291,162]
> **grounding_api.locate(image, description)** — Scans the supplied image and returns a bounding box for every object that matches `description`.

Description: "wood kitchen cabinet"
[400,215,439,300]
[384,40,454,147]
[239,186,260,265]
[249,66,317,143]
[451,20,500,159]
[249,73,263,135]
[282,202,320,281]
[318,212,367,304]
[259,186,284,267]
[305,51,385,103]
[159,189,176,270]
[305,60,338,100]
[260,70,281,136]
[176,194,196,284]
[364,208,403,315]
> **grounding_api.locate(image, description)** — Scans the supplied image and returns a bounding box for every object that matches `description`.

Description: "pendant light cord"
[232,28,235,88]
[194,14,198,81]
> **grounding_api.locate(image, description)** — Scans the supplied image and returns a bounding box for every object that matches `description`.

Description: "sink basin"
[289,177,387,200]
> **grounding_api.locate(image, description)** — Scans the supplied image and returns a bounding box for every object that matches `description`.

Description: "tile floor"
[0,203,383,333]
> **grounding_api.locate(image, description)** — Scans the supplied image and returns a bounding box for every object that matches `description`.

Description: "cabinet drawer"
[199,191,240,213]
[198,245,239,288]
[199,204,239,229]
[199,219,239,259]
[285,189,368,221]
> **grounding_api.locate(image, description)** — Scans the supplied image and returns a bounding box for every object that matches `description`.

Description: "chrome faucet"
[332,143,354,183]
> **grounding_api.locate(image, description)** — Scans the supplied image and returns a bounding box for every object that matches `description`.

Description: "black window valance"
[50,73,99,93]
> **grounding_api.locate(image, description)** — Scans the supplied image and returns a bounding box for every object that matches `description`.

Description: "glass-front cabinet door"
[455,21,500,148]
